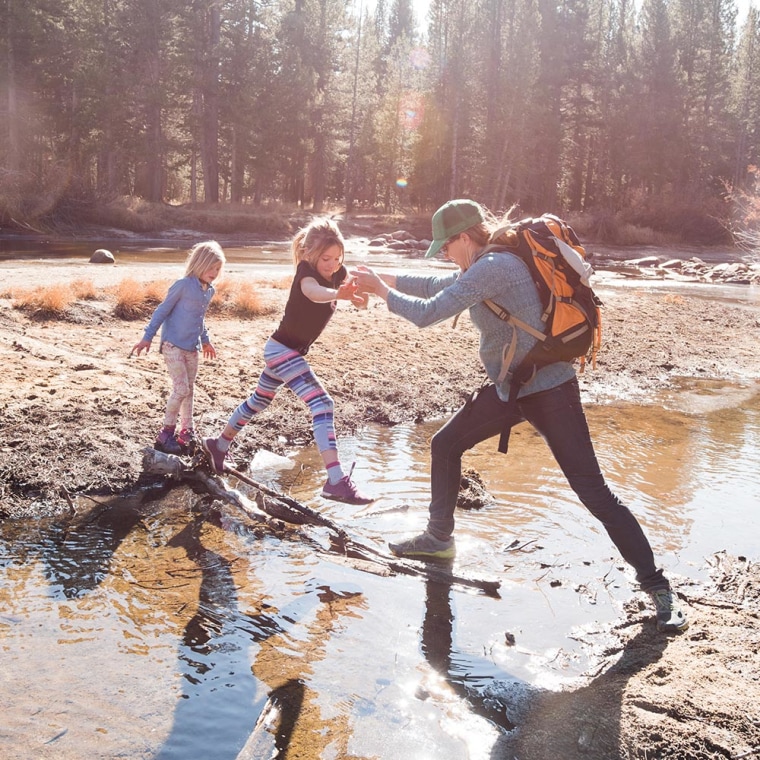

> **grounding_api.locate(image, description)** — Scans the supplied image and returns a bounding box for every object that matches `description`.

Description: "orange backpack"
[483,214,603,452]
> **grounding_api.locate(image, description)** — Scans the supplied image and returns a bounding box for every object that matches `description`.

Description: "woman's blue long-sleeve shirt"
[141,275,214,352]
[386,251,575,401]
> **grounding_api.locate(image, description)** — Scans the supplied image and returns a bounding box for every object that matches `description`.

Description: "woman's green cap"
[424,199,486,258]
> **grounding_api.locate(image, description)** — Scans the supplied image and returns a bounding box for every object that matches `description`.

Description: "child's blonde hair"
[185,240,226,279]
[291,218,345,268]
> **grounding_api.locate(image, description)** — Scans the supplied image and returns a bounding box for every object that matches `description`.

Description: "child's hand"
[202,342,217,359]
[351,266,391,301]
[351,291,369,309]
[336,276,359,301]
[131,339,151,357]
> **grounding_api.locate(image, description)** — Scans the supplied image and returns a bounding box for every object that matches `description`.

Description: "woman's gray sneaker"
[389,531,455,560]
[649,589,688,632]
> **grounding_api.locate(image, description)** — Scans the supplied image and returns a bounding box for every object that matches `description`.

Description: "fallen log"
[141,447,286,532]
[223,463,501,596]
[225,465,349,545]
[141,447,501,597]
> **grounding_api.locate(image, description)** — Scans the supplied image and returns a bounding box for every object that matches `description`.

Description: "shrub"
[110,275,274,322]
[113,277,169,319]
[208,278,269,318]
[573,210,675,246]
[725,172,760,255]
[268,275,292,290]
[88,199,294,236]
[71,278,98,300]
[87,197,166,232]
[612,223,664,246]
[12,284,75,317]
[209,279,234,307]
[229,281,266,318]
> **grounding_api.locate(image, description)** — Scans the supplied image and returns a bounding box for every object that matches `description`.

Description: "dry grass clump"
[228,281,268,317]
[210,279,235,306]
[113,277,170,319]
[110,276,271,321]
[9,278,101,318]
[71,278,99,300]
[210,278,270,318]
[12,283,76,317]
[268,275,292,290]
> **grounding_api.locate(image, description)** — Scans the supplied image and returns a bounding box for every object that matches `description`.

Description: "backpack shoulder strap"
[482,299,545,341]
[482,299,546,384]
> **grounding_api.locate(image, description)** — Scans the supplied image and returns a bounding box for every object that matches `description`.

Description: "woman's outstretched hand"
[352,266,391,301]
[336,274,369,309]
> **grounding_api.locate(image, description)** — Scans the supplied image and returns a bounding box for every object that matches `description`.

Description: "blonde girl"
[203,218,372,505]
[133,241,226,454]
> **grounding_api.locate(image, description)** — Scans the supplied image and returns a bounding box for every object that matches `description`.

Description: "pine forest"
[2,0,760,241]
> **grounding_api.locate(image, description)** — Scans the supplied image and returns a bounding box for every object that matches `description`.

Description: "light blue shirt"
[387,251,575,401]
[142,275,214,352]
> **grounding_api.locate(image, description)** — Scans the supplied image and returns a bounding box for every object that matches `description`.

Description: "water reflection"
[421,579,516,732]
[155,510,260,759]
[0,487,368,758]
[41,491,156,598]
[283,383,760,576]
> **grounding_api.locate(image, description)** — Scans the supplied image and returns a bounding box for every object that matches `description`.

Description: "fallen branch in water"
[141,447,287,533]
[141,447,501,597]
[225,464,349,544]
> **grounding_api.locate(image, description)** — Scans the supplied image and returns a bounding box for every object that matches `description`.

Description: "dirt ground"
[1,254,760,759]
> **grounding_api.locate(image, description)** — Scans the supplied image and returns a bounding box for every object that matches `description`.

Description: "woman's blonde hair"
[464,204,521,249]
[185,240,226,279]
[291,217,345,268]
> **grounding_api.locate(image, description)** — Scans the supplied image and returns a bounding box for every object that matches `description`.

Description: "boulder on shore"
[90,248,115,264]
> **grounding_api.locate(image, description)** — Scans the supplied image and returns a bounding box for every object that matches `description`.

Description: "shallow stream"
[1,383,759,759]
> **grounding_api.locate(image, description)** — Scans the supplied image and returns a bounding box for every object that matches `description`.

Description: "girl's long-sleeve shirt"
[142,275,214,352]
[386,251,575,401]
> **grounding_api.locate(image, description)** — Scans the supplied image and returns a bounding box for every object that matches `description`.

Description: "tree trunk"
[201,4,221,203]
[5,4,20,175]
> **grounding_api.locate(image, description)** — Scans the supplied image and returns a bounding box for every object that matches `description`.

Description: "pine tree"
[732,6,760,189]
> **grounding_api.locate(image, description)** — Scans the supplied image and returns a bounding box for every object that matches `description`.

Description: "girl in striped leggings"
[203,218,372,505]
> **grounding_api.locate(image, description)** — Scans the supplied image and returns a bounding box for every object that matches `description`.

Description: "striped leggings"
[228,338,337,454]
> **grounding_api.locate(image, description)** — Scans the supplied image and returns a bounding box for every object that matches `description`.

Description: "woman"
[353,199,687,633]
